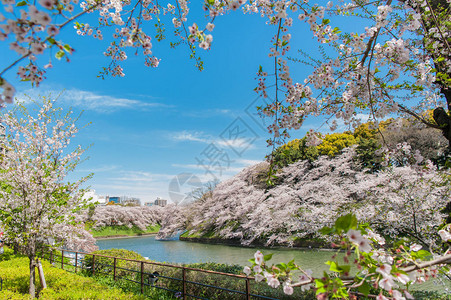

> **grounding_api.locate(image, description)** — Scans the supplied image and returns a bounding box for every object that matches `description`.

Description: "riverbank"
[179,231,329,249]
[90,224,160,239]
[95,232,158,240]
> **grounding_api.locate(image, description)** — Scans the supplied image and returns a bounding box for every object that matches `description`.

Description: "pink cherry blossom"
[243,266,251,276]
[438,229,451,242]
[410,244,422,252]
[347,229,363,244]
[283,281,293,295]
[267,276,280,288]
[376,264,392,277]
[378,276,397,291]
[392,289,406,300]
[394,273,411,285]
[253,265,262,273]
[254,274,265,282]
[254,251,264,265]
[376,294,389,300]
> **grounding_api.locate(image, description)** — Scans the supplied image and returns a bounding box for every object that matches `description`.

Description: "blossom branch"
[0,1,102,78]
[402,253,451,273]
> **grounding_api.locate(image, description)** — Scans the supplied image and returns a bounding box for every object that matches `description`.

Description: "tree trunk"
[405,0,451,148]
[433,107,451,149]
[426,1,451,148]
[29,256,36,298]
[28,235,37,298]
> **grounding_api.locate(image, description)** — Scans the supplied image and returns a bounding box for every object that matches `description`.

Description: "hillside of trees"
[172,118,450,248]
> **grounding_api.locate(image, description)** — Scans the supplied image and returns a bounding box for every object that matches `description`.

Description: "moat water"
[97,235,449,293]
[97,235,336,276]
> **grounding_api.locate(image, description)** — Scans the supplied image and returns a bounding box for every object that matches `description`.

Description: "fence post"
[75,252,78,273]
[92,255,96,276]
[140,261,144,294]
[61,250,64,270]
[246,277,251,300]
[113,258,117,281]
[182,267,186,300]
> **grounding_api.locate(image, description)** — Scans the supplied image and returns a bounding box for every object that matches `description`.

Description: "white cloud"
[15,87,169,113]
[171,163,206,170]
[182,108,235,118]
[77,164,119,173]
[111,170,174,183]
[171,130,258,151]
[172,131,209,143]
[172,156,262,176]
[217,137,255,150]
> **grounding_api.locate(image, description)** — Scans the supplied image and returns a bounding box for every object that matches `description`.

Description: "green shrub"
[410,291,451,300]
[82,248,146,278]
[79,249,316,300]
[93,275,176,299]
[0,246,21,262]
[354,137,382,172]
[185,262,243,274]
[271,137,319,168]
[272,132,362,169]
[317,132,358,157]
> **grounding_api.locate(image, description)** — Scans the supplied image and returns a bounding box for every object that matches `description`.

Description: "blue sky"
[0,4,341,204]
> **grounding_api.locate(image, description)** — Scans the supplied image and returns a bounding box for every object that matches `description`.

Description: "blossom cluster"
[238,0,451,144]
[243,214,451,298]
[76,203,185,240]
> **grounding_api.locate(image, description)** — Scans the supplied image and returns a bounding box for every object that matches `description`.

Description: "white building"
[82,190,107,205]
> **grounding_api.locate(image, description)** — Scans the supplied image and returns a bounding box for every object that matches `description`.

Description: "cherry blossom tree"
[0,96,94,297]
[0,0,449,149]
[165,140,447,246]
[88,205,163,230]
[76,203,186,238]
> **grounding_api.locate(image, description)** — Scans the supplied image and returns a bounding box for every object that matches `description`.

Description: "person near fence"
[148,271,159,286]
[0,232,4,254]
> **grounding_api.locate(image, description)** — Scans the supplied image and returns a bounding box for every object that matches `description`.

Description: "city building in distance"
[145,197,167,207]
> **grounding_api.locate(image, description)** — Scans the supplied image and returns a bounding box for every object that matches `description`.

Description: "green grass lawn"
[0,250,146,299]
[91,224,160,238]
[0,247,175,299]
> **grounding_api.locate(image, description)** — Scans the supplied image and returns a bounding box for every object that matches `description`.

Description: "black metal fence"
[40,249,280,300]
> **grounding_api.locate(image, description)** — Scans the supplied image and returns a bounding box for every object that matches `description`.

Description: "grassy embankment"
[90,224,161,238]
[0,247,173,299]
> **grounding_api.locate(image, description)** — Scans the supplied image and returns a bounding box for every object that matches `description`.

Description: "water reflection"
[97,235,335,276]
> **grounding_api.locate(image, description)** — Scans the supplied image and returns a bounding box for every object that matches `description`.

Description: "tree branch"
[0,1,103,78]
[397,104,441,129]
